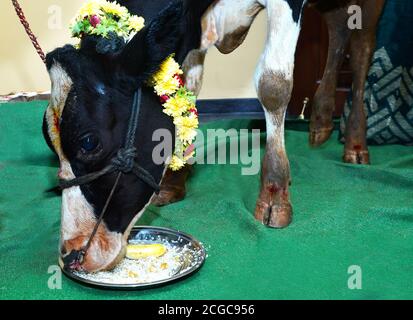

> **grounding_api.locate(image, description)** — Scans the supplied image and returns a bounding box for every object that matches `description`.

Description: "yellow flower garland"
[148,56,199,171]
[71,1,198,171]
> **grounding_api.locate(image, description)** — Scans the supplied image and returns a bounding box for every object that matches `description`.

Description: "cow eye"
[79,134,100,153]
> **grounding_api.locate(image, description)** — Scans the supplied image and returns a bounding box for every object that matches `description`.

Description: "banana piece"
[126,243,167,259]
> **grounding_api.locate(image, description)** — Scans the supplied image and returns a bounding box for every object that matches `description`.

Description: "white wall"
[0,0,267,99]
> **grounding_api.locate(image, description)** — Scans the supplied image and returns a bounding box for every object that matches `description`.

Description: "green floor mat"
[0,101,412,300]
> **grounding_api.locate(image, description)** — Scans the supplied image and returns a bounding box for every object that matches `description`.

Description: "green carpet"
[1,101,412,300]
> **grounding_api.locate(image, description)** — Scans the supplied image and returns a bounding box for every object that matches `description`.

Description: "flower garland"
[70,1,198,171]
[148,56,199,171]
[71,0,145,40]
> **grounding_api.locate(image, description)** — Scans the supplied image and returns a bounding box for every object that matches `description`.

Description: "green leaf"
[95,24,106,34]
[71,21,83,35]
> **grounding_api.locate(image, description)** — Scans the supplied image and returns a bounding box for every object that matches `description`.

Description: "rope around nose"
[11,3,160,269]
[12,0,46,64]
[60,89,161,270]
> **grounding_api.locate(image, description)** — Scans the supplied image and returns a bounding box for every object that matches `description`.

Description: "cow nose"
[62,249,85,271]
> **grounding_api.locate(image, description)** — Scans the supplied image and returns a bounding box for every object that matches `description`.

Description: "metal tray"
[60,226,206,290]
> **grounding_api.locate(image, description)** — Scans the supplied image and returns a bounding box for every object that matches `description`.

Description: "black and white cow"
[45,0,374,272]
[44,0,219,272]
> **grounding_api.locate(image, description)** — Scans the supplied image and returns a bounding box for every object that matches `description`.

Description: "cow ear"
[117,0,184,80]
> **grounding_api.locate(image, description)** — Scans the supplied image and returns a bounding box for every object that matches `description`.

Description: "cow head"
[43,2,184,272]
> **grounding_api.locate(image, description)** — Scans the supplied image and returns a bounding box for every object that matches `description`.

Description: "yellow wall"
[0,0,266,99]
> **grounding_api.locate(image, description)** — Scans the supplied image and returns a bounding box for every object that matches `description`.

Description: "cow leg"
[309,6,352,146]
[151,164,191,206]
[182,49,207,96]
[183,0,263,94]
[343,0,385,164]
[254,0,303,228]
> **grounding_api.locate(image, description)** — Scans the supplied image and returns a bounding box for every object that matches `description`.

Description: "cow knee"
[256,71,293,113]
[182,49,206,96]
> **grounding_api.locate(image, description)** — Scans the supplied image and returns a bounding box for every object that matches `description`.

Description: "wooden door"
[289,6,352,118]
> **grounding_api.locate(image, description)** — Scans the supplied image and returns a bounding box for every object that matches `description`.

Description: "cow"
[156,0,385,211]
[308,0,385,164]
[42,0,382,272]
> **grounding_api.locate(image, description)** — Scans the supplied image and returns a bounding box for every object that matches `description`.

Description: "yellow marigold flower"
[151,71,167,88]
[177,127,197,144]
[101,1,128,17]
[78,1,102,17]
[174,114,199,143]
[175,113,199,129]
[152,56,183,84]
[169,155,185,171]
[161,56,183,77]
[163,95,191,118]
[154,77,180,96]
[128,15,145,31]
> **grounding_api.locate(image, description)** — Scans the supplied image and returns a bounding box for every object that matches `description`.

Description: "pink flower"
[160,95,170,103]
[174,74,185,87]
[184,144,195,157]
[188,108,198,116]
[89,15,101,28]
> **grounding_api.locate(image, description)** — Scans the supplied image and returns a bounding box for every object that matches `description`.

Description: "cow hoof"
[309,127,333,147]
[254,201,292,229]
[151,187,186,206]
[343,149,370,165]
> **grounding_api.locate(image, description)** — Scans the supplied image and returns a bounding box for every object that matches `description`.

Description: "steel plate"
[59,226,206,290]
